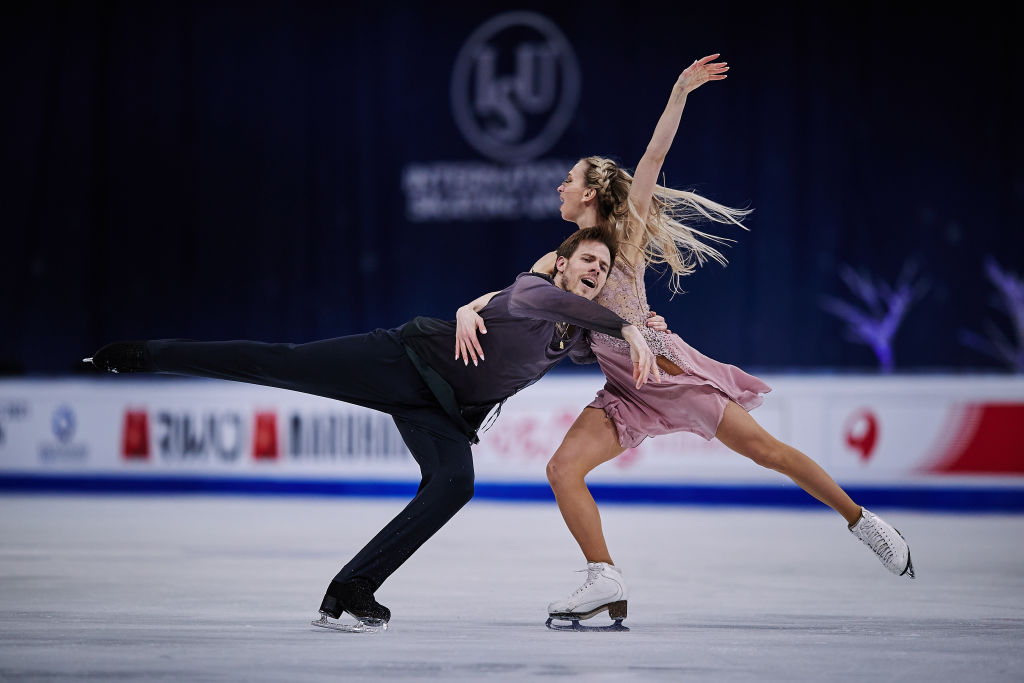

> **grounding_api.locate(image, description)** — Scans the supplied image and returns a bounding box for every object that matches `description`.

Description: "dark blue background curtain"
[2,1,1021,374]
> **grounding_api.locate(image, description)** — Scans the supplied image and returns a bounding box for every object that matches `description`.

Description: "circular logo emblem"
[450,11,581,163]
[51,405,76,444]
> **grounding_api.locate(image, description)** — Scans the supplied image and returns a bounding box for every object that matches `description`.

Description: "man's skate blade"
[903,553,916,579]
[311,614,388,634]
[545,616,629,632]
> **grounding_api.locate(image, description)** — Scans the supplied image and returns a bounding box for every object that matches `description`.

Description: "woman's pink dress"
[588,260,771,448]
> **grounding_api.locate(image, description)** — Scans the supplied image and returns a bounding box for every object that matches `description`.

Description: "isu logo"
[450,11,580,162]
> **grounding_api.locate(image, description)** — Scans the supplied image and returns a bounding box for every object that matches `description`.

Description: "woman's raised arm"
[625,55,729,243]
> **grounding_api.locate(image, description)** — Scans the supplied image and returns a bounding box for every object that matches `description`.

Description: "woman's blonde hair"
[579,156,751,293]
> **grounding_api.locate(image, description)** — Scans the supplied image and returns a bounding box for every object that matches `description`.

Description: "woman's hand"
[455,305,487,367]
[676,54,728,95]
[454,291,498,365]
[646,310,671,335]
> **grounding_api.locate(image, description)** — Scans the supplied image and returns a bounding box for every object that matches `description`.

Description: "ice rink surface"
[1,495,1022,682]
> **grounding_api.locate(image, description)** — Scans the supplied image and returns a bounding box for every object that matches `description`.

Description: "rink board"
[1,375,1022,510]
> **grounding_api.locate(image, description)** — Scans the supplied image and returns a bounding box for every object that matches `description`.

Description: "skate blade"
[903,552,916,579]
[548,599,627,622]
[311,613,388,634]
[894,528,916,579]
[82,357,114,373]
[545,616,629,632]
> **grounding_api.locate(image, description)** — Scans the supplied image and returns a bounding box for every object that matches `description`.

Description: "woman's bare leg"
[546,407,626,564]
[714,401,862,524]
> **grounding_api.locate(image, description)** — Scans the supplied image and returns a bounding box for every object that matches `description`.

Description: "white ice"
[1,496,1022,681]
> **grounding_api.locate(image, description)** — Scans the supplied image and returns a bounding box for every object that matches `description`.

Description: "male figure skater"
[86,227,659,631]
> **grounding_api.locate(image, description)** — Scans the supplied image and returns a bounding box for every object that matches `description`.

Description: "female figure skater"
[455,54,914,630]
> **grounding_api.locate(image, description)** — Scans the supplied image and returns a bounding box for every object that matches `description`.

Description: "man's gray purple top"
[400,272,627,407]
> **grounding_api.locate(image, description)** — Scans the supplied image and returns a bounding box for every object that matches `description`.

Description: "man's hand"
[455,305,486,366]
[622,325,661,388]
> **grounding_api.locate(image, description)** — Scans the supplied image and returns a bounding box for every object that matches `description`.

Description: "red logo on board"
[122,410,150,459]
[253,412,278,460]
[844,409,879,462]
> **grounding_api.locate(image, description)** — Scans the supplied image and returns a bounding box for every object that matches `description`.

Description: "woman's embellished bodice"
[591,259,682,365]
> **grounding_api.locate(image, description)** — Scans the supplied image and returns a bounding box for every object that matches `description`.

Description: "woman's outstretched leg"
[714,400,914,577]
[714,400,862,523]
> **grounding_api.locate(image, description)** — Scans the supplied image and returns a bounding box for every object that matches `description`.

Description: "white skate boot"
[849,507,915,578]
[545,562,629,632]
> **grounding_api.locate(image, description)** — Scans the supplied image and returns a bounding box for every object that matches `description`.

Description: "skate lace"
[856,519,897,566]
[569,565,604,596]
[865,529,892,562]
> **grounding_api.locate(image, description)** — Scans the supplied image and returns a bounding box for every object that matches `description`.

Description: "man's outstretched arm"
[508,275,660,387]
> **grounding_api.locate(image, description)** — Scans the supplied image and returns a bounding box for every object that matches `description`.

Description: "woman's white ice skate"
[545,562,629,632]
[849,507,916,578]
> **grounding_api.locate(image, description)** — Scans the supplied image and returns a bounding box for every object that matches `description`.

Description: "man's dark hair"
[555,227,618,266]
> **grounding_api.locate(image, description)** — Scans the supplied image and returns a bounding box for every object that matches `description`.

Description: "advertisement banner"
[1,376,1022,507]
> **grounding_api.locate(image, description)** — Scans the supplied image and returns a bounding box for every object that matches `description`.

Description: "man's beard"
[553,272,570,293]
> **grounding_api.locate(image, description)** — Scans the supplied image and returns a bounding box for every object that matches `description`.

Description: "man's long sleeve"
[506,274,627,338]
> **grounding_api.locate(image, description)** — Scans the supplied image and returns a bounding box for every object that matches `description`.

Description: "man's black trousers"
[147,331,475,594]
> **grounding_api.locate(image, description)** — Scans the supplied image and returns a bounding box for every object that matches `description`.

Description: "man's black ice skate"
[312,578,391,634]
[84,341,155,374]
